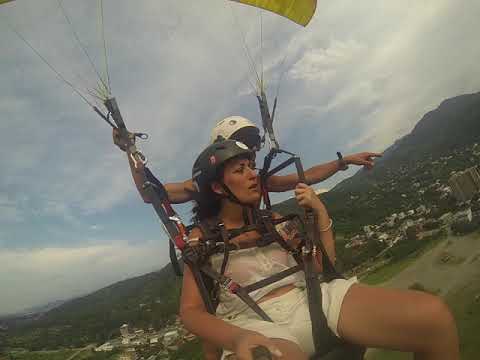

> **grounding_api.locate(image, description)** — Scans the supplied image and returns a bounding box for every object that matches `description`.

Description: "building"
[416,205,427,215]
[95,342,114,352]
[120,324,130,338]
[439,212,453,225]
[134,329,145,337]
[448,166,480,202]
[118,348,138,360]
[378,233,389,243]
[163,330,180,346]
[452,208,473,224]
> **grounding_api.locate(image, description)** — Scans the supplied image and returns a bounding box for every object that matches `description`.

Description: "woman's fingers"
[295,182,308,189]
[235,334,283,360]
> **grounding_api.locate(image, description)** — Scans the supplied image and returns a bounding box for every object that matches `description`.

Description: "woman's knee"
[416,293,457,337]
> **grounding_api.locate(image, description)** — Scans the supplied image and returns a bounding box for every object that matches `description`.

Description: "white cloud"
[0,240,169,316]
[289,39,367,83]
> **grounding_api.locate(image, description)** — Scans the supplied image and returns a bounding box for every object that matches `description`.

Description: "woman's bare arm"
[179,228,252,352]
[164,179,196,204]
[113,128,196,204]
[265,152,381,192]
[313,203,336,265]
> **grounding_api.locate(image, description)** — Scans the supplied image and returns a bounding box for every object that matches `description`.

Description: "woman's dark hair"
[191,183,222,222]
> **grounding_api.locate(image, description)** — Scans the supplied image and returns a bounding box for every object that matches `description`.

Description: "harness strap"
[185,262,217,314]
[242,207,251,225]
[199,265,273,322]
[218,222,230,276]
[143,167,186,276]
[256,209,303,264]
[227,224,260,239]
[242,264,302,293]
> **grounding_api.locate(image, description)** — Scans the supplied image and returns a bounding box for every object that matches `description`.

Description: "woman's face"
[218,156,260,205]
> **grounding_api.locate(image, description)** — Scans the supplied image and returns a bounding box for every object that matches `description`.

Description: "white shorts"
[220,277,358,359]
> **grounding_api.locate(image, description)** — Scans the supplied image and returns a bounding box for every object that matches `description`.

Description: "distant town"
[342,142,480,276]
[94,316,195,360]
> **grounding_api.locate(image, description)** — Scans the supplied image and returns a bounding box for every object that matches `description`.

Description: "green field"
[365,232,480,359]
[3,348,118,360]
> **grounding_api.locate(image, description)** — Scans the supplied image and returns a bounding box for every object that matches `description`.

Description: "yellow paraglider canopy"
[1,1,317,26]
[230,0,317,26]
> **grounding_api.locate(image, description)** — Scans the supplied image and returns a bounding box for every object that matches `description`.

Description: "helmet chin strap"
[220,183,254,225]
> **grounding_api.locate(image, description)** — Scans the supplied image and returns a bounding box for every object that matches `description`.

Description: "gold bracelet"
[319,218,333,232]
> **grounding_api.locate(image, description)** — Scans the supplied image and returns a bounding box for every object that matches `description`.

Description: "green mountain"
[2,265,182,351]
[276,91,480,234]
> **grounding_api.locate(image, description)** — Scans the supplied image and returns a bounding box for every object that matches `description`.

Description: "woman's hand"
[112,127,134,152]
[343,152,382,170]
[233,331,283,360]
[294,183,324,212]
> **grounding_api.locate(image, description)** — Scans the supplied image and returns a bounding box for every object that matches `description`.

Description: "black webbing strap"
[242,207,251,225]
[218,222,230,276]
[227,224,260,239]
[199,265,273,322]
[256,209,303,264]
[242,264,302,293]
[294,157,342,356]
[143,167,185,276]
[187,263,217,315]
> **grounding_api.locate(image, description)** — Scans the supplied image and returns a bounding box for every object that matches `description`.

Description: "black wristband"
[336,152,348,171]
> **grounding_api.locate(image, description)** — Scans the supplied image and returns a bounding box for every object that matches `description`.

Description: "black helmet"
[192,139,253,191]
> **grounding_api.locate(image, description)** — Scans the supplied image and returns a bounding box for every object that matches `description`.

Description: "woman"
[180,140,459,360]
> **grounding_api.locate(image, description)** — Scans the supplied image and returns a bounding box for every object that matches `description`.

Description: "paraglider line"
[99,0,112,93]
[228,3,262,95]
[260,9,264,93]
[2,15,96,109]
[56,0,109,95]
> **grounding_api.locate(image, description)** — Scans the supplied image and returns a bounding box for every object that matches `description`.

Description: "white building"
[378,233,389,243]
[120,324,130,338]
[452,208,473,223]
[118,348,138,360]
[416,205,427,214]
[163,330,180,346]
[95,342,114,352]
[439,212,453,224]
[448,166,480,201]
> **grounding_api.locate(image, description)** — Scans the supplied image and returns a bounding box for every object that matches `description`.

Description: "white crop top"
[210,222,306,317]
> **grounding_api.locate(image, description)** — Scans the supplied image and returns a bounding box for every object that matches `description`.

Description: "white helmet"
[210,116,261,150]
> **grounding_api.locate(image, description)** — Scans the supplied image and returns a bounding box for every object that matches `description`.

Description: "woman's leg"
[336,284,459,360]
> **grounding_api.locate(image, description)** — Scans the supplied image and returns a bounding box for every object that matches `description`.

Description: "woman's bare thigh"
[336,283,459,357]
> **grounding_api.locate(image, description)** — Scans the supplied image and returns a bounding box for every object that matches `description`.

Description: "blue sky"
[1,0,479,315]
